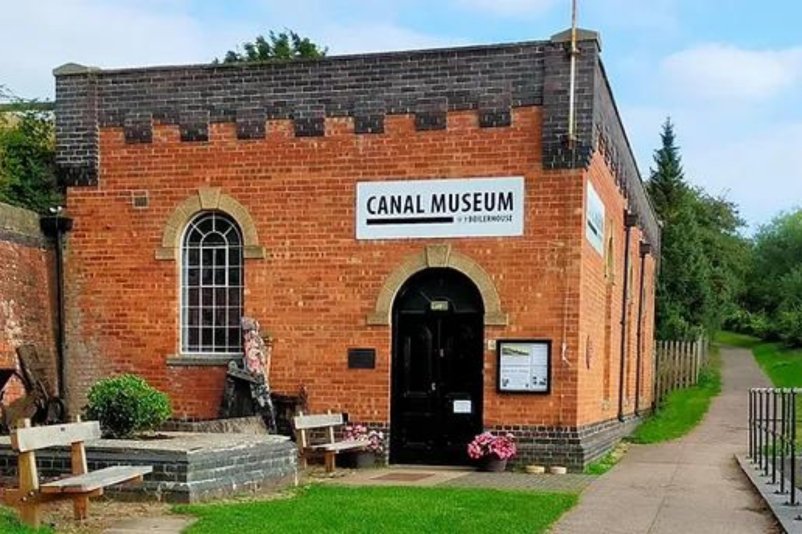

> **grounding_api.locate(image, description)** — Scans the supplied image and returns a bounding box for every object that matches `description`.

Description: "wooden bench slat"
[41,465,152,494]
[11,422,101,452]
[310,439,369,452]
[293,413,344,430]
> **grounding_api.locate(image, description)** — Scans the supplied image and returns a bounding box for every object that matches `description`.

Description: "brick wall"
[64,107,590,425]
[0,202,58,406]
[577,154,656,426]
[56,35,659,455]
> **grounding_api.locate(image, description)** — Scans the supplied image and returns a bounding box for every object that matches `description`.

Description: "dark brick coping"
[54,39,552,77]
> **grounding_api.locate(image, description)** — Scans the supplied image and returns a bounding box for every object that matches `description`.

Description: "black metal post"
[757,390,762,468]
[749,389,754,460]
[789,389,796,506]
[772,390,778,484]
[765,389,771,476]
[780,389,787,495]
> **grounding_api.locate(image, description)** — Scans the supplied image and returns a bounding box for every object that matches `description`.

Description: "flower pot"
[354,451,377,468]
[479,455,508,472]
[338,450,377,469]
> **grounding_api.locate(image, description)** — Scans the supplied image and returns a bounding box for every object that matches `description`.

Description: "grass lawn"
[175,485,578,534]
[714,331,802,387]
[0,507,51,534]
[629,345,722,444]
[584,442,627,475]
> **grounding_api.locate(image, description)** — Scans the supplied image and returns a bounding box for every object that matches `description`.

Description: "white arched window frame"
[180,212,244,354]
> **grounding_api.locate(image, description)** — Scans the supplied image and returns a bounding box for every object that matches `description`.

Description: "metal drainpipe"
[634,241,652,416]
[618,211,637,422]
[40,211,73,404]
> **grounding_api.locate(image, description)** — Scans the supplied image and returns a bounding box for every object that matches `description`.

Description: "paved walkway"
[553,347,777,534]
[321,466,594,493]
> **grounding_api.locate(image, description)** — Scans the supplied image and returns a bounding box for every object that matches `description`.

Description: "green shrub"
[778,307,802,346]
[85,374,172,438]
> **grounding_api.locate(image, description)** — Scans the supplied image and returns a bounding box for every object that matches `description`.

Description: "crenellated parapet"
[53,32,659,249]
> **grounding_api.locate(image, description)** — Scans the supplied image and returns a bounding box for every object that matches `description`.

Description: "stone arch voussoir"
[155,187,266,260]
[367,244,508,326]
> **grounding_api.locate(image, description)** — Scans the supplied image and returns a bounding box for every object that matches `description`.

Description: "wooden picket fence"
[653,337,710,405]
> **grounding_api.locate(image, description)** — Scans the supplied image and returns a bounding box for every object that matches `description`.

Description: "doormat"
[371,472,435,482]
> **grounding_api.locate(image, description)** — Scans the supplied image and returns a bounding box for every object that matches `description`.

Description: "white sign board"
[356,177,525,240]
[453,400,472,414]
[497,340,551,393]
[586,181,605,255]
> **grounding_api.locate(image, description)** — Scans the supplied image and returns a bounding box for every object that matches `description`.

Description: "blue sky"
[3,0,801,230]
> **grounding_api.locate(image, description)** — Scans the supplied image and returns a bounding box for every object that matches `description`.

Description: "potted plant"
[467,432,517,472]
[342,424,385,468]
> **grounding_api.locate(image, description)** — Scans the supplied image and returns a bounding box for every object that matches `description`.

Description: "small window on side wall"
[181,211,244,354]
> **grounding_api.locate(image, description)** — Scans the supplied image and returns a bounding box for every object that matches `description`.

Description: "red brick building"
[53,29,659,469]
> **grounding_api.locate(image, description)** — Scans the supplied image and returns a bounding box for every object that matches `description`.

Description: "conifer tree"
[648,118,714,339]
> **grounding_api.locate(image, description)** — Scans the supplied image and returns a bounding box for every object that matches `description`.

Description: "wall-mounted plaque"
[356,176,525,240]
[348,348,376,369]
[453,400,472,414]
[586,180,605,255]
[496,339,551,394]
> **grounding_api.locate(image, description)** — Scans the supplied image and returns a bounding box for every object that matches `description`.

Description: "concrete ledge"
[0,432,297,503]
[0,201,49,248]
[737,454,801,533]
[165,354,237,366]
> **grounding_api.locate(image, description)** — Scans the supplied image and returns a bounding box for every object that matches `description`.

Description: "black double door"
[390,269,484,465]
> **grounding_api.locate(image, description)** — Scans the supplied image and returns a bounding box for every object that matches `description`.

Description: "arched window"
[181,212,244,354]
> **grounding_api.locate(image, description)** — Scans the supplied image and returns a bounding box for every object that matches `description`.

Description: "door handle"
[431,382,437,392]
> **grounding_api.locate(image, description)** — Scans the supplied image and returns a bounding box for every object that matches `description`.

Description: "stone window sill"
[166,354,241,367]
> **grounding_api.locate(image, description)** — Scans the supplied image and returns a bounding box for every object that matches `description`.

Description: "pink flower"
[467,432,517,460]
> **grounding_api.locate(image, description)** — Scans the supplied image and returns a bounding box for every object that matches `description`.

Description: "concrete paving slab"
[553,347,778,534]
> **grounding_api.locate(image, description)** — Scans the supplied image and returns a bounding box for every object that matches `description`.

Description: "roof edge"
[52,39,551,77]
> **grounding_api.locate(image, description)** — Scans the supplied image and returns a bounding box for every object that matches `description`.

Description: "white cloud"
[586,0,678,31]
[622,103,802,230]
[453,0,558,16]
[0,0,462,100]
[661,44,802,102]
[685,121,802,231]
[317,24,464,55]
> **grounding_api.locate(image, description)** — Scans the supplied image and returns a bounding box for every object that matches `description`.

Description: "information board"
[586,180,605,255]
[496,339,551,394]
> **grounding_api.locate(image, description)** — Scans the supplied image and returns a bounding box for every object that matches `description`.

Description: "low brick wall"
[0,201,57,406]
[490,414,647,472]
[0,432,297,503]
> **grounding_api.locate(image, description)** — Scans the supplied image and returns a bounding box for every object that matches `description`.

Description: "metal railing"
[748,388,799,506]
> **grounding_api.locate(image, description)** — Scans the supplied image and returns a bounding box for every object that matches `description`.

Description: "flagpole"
[567,0,579,148]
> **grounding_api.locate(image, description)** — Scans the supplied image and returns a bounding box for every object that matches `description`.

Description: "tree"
[647,118,743,339]
[0,88,61,213]
[740,210,802,344]
[648,119,688,220]
[217,30,327,64]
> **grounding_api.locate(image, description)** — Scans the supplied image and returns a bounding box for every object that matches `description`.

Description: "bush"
[778,307,802,347]
[85,374,172,438]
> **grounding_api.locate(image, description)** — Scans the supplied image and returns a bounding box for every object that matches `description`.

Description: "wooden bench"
[293,411,369,473]
[3,418,153,528]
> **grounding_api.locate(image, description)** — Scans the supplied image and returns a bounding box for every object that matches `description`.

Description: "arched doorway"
[390,268,484,465]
